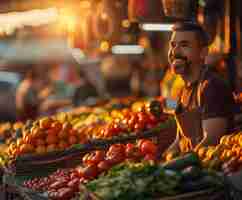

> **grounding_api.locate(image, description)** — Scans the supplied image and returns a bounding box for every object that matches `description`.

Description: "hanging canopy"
[0,7,58,36]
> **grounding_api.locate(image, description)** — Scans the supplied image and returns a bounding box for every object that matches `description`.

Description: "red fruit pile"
[93,110,167,139]
[22,139,158,200]
[78,139,158,180]
[23,168,81,200]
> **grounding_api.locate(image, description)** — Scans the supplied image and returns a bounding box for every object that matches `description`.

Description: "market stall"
[0,0,242,200]
[0,97,241,200]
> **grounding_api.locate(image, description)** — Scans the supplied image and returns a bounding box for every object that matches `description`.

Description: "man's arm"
[198,75,235,147]
[162,128,180,158]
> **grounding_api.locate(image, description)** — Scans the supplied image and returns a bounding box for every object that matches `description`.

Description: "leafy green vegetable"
[85,162,181,200]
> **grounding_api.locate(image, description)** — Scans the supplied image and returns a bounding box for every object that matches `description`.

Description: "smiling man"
[166,22,236,152]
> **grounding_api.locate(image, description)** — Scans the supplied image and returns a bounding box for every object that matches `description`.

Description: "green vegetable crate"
[79,184,226,200]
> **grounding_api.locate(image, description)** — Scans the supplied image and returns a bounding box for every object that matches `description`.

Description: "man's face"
[168,31,204,77]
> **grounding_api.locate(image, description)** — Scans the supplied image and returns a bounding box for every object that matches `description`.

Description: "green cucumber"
[181,166,203,181]
[162,152,200,171]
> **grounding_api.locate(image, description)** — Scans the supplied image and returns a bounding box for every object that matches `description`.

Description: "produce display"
[196,132,242,171]
[83,158,224,200]
[3,99,167,161]
[1,97,241,200]
[23,168,81,200]
[22,138,159,192]
[21,153,224,200]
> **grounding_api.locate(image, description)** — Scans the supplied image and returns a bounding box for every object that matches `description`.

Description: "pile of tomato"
[23,139,158,199]
[78,139,158,180]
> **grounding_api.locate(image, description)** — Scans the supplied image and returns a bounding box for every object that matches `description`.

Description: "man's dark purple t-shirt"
[177,69,236,131]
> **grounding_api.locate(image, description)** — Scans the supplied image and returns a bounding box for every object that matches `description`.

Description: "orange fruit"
[62,122,72,132]
[220,135,229,144]
[79,134,88,144]
[23,135,32,144]
[46,128,57,136]
[46,134,58,145]
[13,122,23,130]
[225,150,234,159]
[239,136,242,147]
[51,121,63,134]
[35,139,46,146]
[19,144,27,154]
[9,143,16,151]
[58,140,69,150]
[36,145,46,154]
[197,147,208,159]
[69,129,77,136]
[46,144,57,152]
[31,127,44,139]
[233,134,241,143]
[58,130,68,139]
[20,144,34,154]
[22,130,30,138]
[16,138,24,147]
[68,135,78,145]
[39,118,53,129]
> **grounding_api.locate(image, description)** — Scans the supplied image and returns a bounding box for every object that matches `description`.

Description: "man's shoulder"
[200,70,231,93]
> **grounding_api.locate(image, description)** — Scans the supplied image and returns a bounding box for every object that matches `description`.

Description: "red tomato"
[122,109,131,117]
[140,140,157,155]
[106,144,126,164]
[125,143,135,157]
[97,160,112,173]
[106,154,125,165]
[82,153,92,165]
[134,122,145,131]
[125,143,142,160]
[107,123,121,136]
[107,144,125,154]
[81,164,98,179]
[92,151,105,164]
[147,114,158,124]
[137,139,149,149]
[137,112,148,122]
[122,118,129,125]
[144,153,156,161]
[82,151,105,165]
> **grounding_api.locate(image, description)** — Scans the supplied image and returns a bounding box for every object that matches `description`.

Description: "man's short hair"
[172,21,210,47]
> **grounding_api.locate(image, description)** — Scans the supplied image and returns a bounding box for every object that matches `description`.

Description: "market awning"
[0,7,58,36]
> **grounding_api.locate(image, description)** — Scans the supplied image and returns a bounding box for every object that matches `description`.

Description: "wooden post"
[226,0,237,91]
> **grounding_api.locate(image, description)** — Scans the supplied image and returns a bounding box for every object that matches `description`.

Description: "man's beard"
[170,54,191,76]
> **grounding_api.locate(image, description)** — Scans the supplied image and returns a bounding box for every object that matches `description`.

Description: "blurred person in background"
[72,68,99,107]
[101,55,132,97]
[16,65,52,121]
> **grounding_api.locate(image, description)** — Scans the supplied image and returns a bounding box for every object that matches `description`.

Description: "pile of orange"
[196,132,242,169]
[6,117,88,158]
